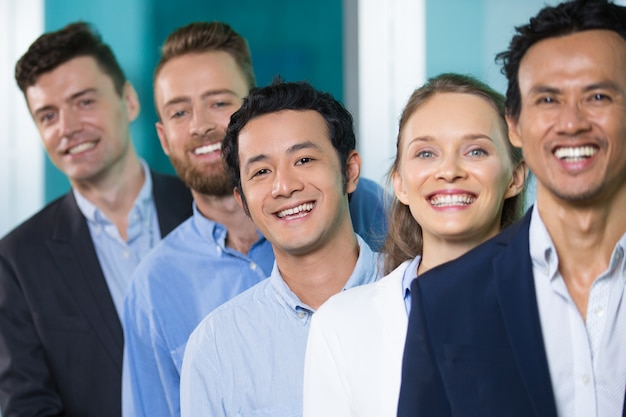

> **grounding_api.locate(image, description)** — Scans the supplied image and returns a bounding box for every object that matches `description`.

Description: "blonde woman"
[302,73,526,417]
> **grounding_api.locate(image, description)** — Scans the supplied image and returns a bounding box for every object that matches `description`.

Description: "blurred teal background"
[44,0,344,201]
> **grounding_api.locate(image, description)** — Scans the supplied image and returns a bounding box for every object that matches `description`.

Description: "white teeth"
[554,146,597,161]
[68,141,96,155]
[276,203,315,218]
[430,194,475,207]
[193,143,221,155]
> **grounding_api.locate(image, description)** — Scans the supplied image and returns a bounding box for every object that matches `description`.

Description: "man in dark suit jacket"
[398,1,626,416]
[0,23,192,417]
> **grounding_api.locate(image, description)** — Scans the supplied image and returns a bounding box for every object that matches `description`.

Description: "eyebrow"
[243,140,321,170]
[162,88,239,109]
[529,81,622,96]
[406,133,493,147]
[33,87,98,117]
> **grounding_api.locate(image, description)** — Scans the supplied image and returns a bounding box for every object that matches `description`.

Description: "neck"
[193,191,259,255]
[274,220,359,310]
[418,236,488,276]
[71,149,144,241]
[536,183,626,318]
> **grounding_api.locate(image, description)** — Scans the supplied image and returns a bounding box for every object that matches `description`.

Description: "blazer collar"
[48,193,124,369]
[494,209,558,416]
[373,262,411,358]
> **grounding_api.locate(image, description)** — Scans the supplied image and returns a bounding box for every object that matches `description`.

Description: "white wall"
[0,0,44,237]
[344,0,426,187]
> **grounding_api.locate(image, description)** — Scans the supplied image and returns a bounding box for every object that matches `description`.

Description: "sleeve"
[396,279,451,417]
[123,274,180,417]
[348,177,389,252]
[302,312,353,417]
[180,322,225,417]
[0,253,66,417]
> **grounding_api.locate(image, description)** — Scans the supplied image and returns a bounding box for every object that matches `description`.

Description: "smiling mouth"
[193,142,221,155]
[554,145,597,162]
[276,202,315,219]
[429,194,476,207]
[67,141,97,155]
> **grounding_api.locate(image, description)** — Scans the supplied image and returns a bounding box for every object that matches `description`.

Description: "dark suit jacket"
[397,210,626,417]
[0,171,192,417]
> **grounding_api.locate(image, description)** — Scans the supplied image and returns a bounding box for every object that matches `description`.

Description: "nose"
[59,109,82,138]
[190,108,218,137]
[271,166,304,198]
[435,153,466,182]
[556,101,592,135]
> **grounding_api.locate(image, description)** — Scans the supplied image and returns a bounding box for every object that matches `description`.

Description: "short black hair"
[15,21,126,96]
[222,78,356,203]
[496,0,626,121]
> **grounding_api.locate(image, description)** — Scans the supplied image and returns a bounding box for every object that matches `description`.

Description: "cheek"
[479,162,513,197]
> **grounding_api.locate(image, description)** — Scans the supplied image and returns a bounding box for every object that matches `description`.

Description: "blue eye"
[468,148,488,157]
[416,150,434,159]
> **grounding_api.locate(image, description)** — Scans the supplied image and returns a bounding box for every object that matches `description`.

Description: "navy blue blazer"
[398,210,626,417]
[0,171,191,417]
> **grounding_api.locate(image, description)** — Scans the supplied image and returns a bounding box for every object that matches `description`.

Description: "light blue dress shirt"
[401,256,421,314]
[123,203,273,417]
[180,235,381,417]
[529,205,626,417]
[74,160,160,318]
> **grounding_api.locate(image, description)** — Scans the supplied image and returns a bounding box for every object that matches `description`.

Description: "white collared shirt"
[529,205,626,417]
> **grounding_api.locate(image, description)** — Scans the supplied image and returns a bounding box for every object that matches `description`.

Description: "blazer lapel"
[150,170,192,237]
[47,193,123,369]
[373,264,410,359]
[494,212,557,417]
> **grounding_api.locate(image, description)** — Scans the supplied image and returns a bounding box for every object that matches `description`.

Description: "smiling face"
[235,110,359,257]
[393,92,523,247]
[25,56,138,185]
[154,51,249,196]
[508,29,626,207]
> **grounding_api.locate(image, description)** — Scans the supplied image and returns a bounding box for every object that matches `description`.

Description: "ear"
[233,187,250,217]
[504,161,527,199]
[155,122,171,156]
[392,170,410,206]
[123,82,141,122]
[506,115,522,148]
[345,150,361,194]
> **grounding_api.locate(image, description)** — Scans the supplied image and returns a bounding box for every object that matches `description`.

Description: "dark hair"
[496,0,626,122]
[222,79,356,210]
[154,21,256,91]
[382,73,525,275]
[15,21,126,96]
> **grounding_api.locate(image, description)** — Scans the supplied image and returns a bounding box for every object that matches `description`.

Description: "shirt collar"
[270,234,379,313]
[528,204,560,282]
[190,202,265,251]
[74,159,153,226]
[401,255,422,300]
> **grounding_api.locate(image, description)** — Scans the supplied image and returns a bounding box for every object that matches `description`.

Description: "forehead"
[238,110,331,154]
[26,56,115,108]
[518,29,626,91]
[402,92,503,143]
[155,51,249,99]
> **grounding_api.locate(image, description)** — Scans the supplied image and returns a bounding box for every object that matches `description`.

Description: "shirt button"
[124,251,130,258]
[595,307,605,317]
[297,312,306,319]
[582,374,590,385]
[250,262,257,271]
